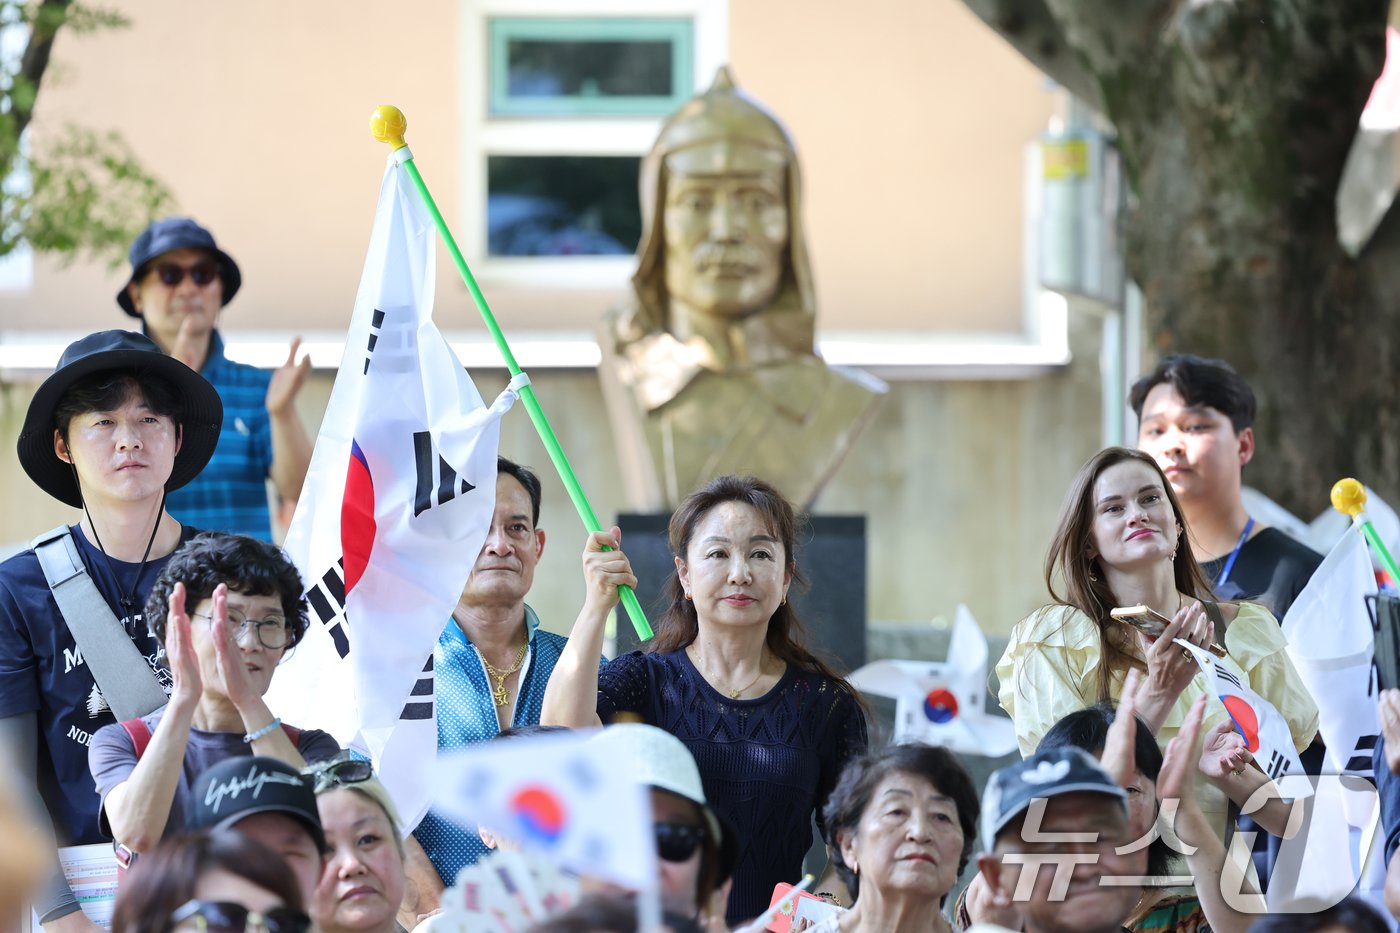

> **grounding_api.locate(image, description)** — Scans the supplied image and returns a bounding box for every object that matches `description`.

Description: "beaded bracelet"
[243,717,282,744]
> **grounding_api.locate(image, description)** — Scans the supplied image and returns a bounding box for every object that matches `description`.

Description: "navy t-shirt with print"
[0,523,198,846]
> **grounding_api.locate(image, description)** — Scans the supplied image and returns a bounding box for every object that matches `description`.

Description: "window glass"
[487,155,641,257]
[489,18,693,116]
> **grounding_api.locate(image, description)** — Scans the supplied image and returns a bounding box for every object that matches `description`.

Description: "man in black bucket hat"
[0,329,220,931]
[120,217,312,542]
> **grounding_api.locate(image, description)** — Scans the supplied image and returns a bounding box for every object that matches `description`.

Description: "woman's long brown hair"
[1042,447,1216,701]
[648,474,858,693]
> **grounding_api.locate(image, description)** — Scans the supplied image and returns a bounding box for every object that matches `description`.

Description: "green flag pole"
[1331,478,1400,584]
[372,105,652,641]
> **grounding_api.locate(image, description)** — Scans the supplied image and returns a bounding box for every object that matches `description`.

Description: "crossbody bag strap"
[1201,599,1230,639]
[31,525,168,721]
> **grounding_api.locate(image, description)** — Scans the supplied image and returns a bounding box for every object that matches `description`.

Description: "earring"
[684,591,692,601]
[781,595,787,606]
[1087,561,1099,583]
[1171,524,1183,561]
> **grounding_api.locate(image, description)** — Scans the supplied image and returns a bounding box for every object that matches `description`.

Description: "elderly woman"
[996,447,1318,850]
[307,757,408,933]
[111,831,312,933]
[794,743,978,933]
[89,533,340,856]
[543,475,869,923]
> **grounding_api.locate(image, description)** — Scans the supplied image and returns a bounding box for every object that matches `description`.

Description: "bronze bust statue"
[600,67,887,509]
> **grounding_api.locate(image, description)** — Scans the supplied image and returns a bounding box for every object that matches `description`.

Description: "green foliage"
[44,4,128,35]
[5,126,175,266]
[0,0,172,266]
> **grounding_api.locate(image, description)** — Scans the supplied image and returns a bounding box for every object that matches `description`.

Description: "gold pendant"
[492,679,509,707]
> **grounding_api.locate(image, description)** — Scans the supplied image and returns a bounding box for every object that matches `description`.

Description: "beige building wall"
[0,0,1053,337]
[0,1,1100,636]
[731,1,1052,333]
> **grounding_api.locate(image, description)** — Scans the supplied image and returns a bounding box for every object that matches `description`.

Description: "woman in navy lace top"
[543,475,869,926]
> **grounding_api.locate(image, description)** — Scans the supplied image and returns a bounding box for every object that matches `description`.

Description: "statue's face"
[662,140,789,321]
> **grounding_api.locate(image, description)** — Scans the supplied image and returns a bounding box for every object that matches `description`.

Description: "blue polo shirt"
[162,331,275,541]
[414,606,588,885]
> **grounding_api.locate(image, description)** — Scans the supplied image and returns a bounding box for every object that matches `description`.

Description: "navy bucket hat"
[117,217,242,317]
[17,330,223,507]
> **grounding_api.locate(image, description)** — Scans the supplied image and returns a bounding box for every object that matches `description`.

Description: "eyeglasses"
[170,900,311,933]
[154,261,220,287]
[654,822,707,862]
[192,610,291,650]
[303,755,375,794]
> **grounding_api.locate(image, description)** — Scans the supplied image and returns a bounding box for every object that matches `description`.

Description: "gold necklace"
[690,647,766,698]
[479,641,528,707]
[723,669,765,699]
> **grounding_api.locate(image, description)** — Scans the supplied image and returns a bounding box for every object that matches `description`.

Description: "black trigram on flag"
[1216,665,1244,690]
[413,431,476,517]
[363,309,385,375]
[1266,749,1289,781]
[1346,733,1379,777]
[305,558,351,659]
[400,654,434,721]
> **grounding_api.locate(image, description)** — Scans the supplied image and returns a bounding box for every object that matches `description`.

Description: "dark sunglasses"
[154,261,219,287]
[303,755,375,794]
[170,900,311,933]
[655,821,707,862]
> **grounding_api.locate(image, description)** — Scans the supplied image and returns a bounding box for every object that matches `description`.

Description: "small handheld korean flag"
[268,150,519,829]
[1178,640,1307,791]
[848,606,1018,756]
[432,729,657,891]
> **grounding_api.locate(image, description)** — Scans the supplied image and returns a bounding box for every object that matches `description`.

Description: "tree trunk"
[961,0,1398,515]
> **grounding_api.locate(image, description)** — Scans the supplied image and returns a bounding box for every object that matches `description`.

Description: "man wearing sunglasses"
[586,725,738,929]
[120,217,313,543]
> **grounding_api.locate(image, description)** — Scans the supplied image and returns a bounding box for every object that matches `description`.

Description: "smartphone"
[1110,604,1227,658]
[765,883,844,933]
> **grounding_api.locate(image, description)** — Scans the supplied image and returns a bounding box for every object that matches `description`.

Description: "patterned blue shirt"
[163,331,274,541]
[413,605,573,885]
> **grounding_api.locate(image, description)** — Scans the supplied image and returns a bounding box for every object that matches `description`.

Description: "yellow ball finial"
[1331,477,1368,518]
[370,106,408,150]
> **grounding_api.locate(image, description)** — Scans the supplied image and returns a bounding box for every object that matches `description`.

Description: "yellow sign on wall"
[1043,138,1089,180]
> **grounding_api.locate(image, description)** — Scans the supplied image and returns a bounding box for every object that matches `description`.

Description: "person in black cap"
[120,216,313,542]
[0,329,221,932]
[970,747,1145,933]
[186,756,328,907]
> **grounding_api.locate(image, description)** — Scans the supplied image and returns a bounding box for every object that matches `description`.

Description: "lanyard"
[1215,517,1254,587]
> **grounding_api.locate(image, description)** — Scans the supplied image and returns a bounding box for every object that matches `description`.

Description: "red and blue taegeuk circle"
[923,688,959,724]
[510,785,567,843]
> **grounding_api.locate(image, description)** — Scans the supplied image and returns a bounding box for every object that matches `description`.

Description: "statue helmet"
[627,66,816,341]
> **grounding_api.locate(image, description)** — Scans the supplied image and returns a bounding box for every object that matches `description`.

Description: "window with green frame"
[488,17,693,116]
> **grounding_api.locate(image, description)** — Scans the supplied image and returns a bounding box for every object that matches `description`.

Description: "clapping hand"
[1198,715,1253,780]
[266,337,311,417]
[164,582,203,706]
[207,583,262,710]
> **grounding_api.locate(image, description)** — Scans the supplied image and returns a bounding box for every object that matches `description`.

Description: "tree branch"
[958,0,1104,111]
[14,0,73,139]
